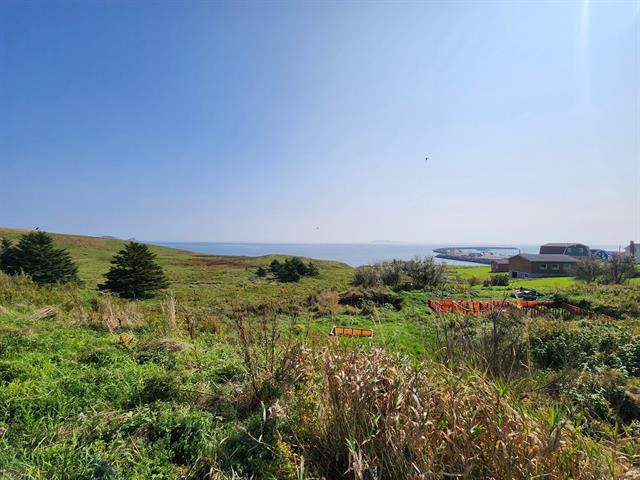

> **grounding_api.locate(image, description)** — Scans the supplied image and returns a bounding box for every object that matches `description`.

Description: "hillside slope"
[0,227,354,300]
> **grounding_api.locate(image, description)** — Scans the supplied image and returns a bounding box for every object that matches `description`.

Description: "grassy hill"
[0,227,639,479]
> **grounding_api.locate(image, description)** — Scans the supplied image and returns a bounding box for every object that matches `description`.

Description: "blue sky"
[1,0,638,244]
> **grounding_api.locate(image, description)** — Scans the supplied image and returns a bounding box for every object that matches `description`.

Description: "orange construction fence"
[428,300,591,316]
[329,326,374,338]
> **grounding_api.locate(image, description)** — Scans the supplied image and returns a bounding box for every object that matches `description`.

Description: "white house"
[625,241,640,263]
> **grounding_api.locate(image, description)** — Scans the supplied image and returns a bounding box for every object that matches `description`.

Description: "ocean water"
[148,242,541,267]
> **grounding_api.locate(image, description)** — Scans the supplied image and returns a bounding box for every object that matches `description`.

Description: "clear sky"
[1,0,638,244]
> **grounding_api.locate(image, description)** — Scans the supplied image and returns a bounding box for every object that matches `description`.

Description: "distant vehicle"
[512,287,541,300]
[590,249,614,261]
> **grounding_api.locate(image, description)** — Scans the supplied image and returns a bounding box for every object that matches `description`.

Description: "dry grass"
[72,294,144,332]
[29,306,57,321]
[289,347,613,480]
[162,293,177,332]
[308,289,340,318]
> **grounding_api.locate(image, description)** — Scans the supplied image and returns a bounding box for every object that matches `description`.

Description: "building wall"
[509,256,532,273]
[491,262,509,273]
[508,256,575,278]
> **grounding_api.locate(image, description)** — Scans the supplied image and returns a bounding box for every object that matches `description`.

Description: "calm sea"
[148,242,545,267]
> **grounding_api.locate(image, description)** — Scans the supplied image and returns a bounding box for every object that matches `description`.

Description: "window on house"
[551,264,559,270]
[539,264,547,270]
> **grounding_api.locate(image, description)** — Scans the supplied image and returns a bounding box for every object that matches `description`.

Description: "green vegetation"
[100,242,169,299]
[574,255,637,285]
[0,227,638,479]
[353,257,447,289]
[269,257,320,282]
[0,231,78,284]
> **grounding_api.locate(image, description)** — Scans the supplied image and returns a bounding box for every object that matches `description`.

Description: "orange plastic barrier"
[428,300,592,316]
[329,326,374,338]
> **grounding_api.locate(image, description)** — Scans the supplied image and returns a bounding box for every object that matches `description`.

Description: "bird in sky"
[425,157,429,162]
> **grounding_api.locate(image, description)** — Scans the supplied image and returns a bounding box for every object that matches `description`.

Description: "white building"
[625,241,640,263]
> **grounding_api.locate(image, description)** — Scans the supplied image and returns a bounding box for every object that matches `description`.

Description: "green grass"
[0,226,639,479]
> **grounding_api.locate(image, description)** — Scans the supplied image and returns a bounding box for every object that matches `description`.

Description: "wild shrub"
[289,348,609,479]
[574,256,605,283]
[491,273,510,286]
[352,265,382,287]
[601,254,637,285]
[353,257,447,290]
[404,256,448,289]
[380,259,404,288]
[307,289,340,317]
[467,275,484,286]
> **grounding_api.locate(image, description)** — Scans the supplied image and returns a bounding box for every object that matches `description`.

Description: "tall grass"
[289,347,612,479]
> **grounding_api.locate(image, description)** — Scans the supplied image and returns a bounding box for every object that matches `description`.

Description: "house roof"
[541,243,583,247]
[492,258,509,264]
[515,254,579,263]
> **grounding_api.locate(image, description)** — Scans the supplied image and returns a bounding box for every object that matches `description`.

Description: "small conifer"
[100,242,169,299]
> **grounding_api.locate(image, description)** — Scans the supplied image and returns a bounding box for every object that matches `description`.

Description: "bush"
[491,274,510,286]
[352,265,382,288]
[403,256,448,289]
[269,257,319,283]
[574,257,605,283]
[602,254,636,285]
[353,257,447,290]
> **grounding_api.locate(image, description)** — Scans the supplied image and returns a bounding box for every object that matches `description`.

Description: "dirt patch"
[180,255,256,269]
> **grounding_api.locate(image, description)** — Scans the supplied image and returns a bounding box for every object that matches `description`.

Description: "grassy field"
[1,227,639,479]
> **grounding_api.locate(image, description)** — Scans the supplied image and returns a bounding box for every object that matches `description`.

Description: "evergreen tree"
[269,259,283,276]
[100,242,169,299]
[1,232,78,284]
[0,238,17,274]
[278,259,301,282]
[256,266,267,278]
[288,257,308,276]
[307,262,320,277]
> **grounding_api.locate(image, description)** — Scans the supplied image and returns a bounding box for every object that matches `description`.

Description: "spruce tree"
[100,242,169,299]
[1,231,78,284]
[0,238,17,274]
